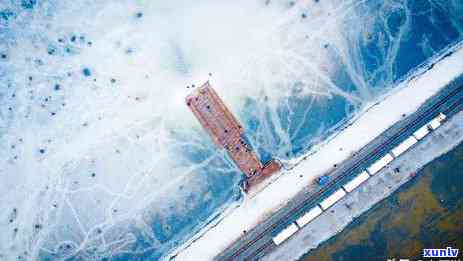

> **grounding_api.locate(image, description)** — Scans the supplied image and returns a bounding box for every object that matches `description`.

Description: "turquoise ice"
[0,0,462,260]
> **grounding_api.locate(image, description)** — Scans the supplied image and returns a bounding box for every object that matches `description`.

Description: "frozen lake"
[0,0,462,260]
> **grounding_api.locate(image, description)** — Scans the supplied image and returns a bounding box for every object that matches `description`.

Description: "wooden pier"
[186,82,280,192]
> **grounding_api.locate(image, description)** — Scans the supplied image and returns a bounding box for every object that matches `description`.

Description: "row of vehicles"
[272,112,447,246]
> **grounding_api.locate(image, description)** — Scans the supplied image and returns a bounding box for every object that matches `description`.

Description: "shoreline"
[173,42,463,261]
[267,106,463,261]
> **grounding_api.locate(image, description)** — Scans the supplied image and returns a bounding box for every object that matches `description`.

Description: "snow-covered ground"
[1,1,362,259]
[1,1,463,260]
[174,41,463,260]
[265,101,463,261]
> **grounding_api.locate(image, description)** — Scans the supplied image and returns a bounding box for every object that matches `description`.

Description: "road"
[215,61,463,260]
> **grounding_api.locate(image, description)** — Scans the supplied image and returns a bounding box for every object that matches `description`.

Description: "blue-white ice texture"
[0,0,462,260]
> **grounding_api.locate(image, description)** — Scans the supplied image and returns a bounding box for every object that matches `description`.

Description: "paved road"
[216,56,463,260]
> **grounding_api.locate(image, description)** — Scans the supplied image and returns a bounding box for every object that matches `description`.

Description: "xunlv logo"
[423,247,459,258]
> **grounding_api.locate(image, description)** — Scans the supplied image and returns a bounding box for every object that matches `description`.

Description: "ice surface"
[265,104,463,261]
[176,42,463,260]
[0,0,462,260]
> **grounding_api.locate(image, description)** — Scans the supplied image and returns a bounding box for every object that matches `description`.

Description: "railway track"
[220,81,463,261]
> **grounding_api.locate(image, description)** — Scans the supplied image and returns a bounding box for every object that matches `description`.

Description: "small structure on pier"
[186,82,280,192]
